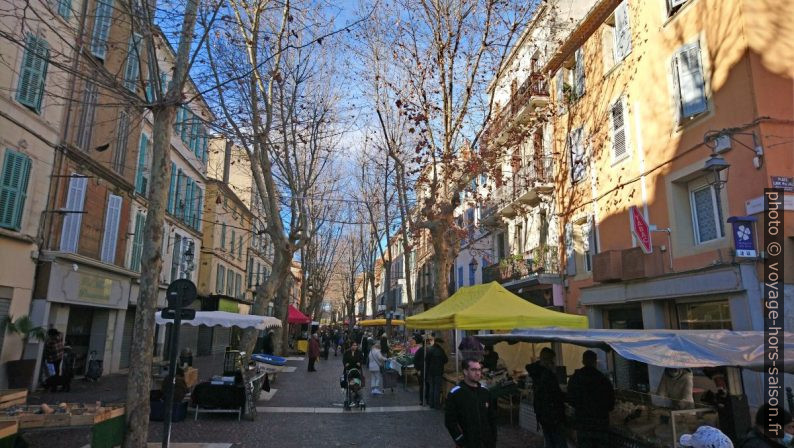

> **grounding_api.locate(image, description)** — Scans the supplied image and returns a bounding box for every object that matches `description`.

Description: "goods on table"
[0,403,124,429]
[0,390,27,411]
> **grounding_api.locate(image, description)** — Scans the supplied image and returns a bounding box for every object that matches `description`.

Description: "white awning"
[155,310,282,330]
[477,328,794,373]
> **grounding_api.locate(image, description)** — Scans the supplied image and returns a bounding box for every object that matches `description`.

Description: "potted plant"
[498,258,511,280]
[511,254,528,278]
[5,316,45,389]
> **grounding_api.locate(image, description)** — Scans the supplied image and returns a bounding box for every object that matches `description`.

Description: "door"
[65,307,94,375]
[119,308,135,369]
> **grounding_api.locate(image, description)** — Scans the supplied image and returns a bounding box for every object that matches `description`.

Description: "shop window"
[677,301,732,330]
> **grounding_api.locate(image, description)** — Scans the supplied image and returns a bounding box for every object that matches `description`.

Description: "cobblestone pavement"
[22,353,543,447]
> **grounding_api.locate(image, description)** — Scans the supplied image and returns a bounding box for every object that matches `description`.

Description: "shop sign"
[727,216,757,258]
[771,176,794,192]
[78,273,113,303]
[629,206,652,254]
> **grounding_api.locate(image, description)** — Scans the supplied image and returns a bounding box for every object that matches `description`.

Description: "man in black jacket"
[426,337,449,409]
[567,350,615,448]
[445,359,497,448]
[413,336,429,405]
[526,347,567,448]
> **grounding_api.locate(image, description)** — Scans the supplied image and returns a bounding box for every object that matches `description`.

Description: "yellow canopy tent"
[358,318,406,327]
[405,282,588,330]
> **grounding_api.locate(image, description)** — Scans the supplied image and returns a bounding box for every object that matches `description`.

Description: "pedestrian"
[380,334,391,358]
[567,350,614,448]
[307,333,320,372]
[413,336,429,405]
[322,332,331,360]
[426,336,448,409]
[44,329,64,377]
[263,330,275,355]
[679,426,734,448]
[333,330,341,356]
[368,338,386,395]
[526,347,567,448]
[444,358,497,448]
[738,404,793,448]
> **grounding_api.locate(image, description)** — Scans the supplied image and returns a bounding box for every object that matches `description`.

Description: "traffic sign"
[166,279,197,308]
[161,308,196,321]
[630,206,652,254]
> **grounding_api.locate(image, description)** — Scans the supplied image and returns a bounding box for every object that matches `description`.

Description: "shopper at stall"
[444,359,497,448]
[426,337,449,409]
[307,333,321,372]
[526,347,567,448]
[679,426,734,448]
[567,350,614,448]
[368,338,387,395]
[656,367,694,409]
[738,404,793,448]
[414,337,430,405]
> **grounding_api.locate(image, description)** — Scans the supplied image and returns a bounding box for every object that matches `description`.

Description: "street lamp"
[701,152,730,192]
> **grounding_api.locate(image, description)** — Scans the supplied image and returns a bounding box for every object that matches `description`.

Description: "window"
[573,47,585,99]
[122,34,142,91]
[220,222,227,249]
[193,187,203,230]
[0,149,32,230]
[216,264,225,293]
[76,81,98,150]
[677,301,731,330]
[60,175,87,252]
[565,222,576,275]
[231,229,236,255]
[613,1,631,61]
[113,111,129,174]
[672,41,707,122]
[226,269,234,296]
[468,261,476,286]
[582,217,597,272]
[238,235,243,259]
[174,169,184,214]
[135,134,149,196]
[555,69,566,114]
[100,194,122,263]
[690,183,724,244]
[130,212,145,271]
[235,273,242,299]
[16,34,49,113]
[171,234,182,281]
[457,266,463,289]
[248,257,254,287]
[611,97,628,161]
[57,0,71,19]
[568,127,586,183]
[90,0,114,60]
[184,178,193,223]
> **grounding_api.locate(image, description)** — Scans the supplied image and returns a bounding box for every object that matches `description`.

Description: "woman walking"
[368,338,386,395]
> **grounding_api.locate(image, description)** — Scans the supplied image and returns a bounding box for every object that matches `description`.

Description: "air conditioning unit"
[592,250,622,283]
[621,246,665,280]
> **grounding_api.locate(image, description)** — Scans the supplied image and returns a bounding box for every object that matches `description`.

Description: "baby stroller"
[340,367,366,411]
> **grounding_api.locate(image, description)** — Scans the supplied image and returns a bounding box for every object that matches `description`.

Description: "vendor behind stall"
[482,346,500,371]
[656,368,694,409]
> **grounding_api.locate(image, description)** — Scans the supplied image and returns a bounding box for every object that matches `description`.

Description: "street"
[25,353,541,447]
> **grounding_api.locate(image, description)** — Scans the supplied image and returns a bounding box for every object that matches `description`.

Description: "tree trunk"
[241,248,291,356]
[123,106,174,448]
[430,224,454,304]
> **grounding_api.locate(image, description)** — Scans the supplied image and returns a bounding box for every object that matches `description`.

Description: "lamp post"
[701,152,730,193]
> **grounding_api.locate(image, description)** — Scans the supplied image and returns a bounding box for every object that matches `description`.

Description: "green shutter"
[135,134,148,195]
[194,187,203,230]
[57,0,71,18]
[16,35,49,113]
[131,212,145,271]
[220,222,226,249]
[123,34,142,91]
[90,0,114,59]
[167,162,176,213]
[184,178,193,223]
[181,109,190,142]
[0,150,32,230]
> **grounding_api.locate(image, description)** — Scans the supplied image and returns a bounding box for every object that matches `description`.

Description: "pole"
[162,308,182,447]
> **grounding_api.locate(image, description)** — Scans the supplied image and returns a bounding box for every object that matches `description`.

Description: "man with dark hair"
[426,337,449,409]
[738,404,793,448]
[445,359,497,448]
[526,347,567,448]
[567,350,615,448]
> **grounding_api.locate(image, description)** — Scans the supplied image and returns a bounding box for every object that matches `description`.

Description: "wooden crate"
[0,390,27,410]
[0,421,17,439]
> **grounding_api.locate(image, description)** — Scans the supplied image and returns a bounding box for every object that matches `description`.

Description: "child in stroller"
[341,367,366,411]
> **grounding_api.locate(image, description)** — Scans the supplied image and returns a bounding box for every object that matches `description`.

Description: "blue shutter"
[90,0,114,59]
[200,130,208,163]
[100,194,122,263]
[16,35,49,113]
[60,175,87,252]
[135,134,148,195]
[57,0,71,18]
[0,150,32,230]
[194,187,203,230]
[167,162,176,213]
[174,169,184,215]
[123,34,142,91]
[160,73,168,94]
[184,178,193,224]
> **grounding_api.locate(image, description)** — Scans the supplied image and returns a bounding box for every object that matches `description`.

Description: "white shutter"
[565,222,576,275]
[60,175,87,252]
[90,0,114,59]
[574,48,585,98]
[611,98,627,159]
[101,194,122,263]
[614,1,631,60]
[675,42,707,119]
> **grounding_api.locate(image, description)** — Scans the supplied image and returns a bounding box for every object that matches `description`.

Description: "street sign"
[630,206,652,254]
[166,279,197,308]
[727,216,757,258]
[161,308,196,321]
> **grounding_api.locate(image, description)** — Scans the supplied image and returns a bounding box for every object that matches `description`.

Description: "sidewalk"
[21,353,542,447]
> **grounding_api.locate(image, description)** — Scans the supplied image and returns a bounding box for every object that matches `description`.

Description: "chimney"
[223,140,232,184]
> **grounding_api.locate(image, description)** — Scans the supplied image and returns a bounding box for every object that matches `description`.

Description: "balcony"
[484,73,549,147]
[482,158,554,223]
[482,246,561,285]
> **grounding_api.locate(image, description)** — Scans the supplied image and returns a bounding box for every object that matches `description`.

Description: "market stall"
[287,305,311,353]
[358,319,406,327]
[477,328,794,447]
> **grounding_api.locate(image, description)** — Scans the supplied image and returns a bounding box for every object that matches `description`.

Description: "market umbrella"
[358,318,406,327]
[155,310,282,330]
[288,305,311,324]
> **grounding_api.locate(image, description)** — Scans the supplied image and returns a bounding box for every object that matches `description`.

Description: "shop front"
[32,252,135,379]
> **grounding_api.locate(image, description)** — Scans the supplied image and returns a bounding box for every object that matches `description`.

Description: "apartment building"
[0,0,76,387]
[545,0,793,401]
[473,0,596,309]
